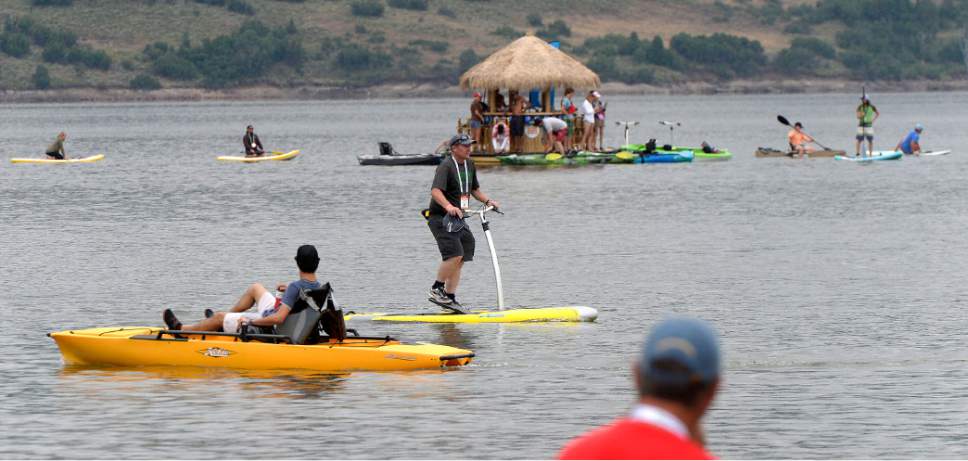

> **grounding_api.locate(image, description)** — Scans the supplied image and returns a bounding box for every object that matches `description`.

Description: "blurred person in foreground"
[558,317,721,460]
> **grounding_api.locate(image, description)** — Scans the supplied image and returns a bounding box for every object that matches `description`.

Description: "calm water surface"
[1,93,967,458]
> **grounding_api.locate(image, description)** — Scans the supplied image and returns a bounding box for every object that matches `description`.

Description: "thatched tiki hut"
[459,35,601,158]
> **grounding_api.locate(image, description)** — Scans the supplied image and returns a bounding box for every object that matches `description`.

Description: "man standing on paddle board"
[243,125,264,157]
[895,123,924,156]
[427,133,500,314]
[559,317,721,460]
[855,96,879,157]
[45,132,67,160]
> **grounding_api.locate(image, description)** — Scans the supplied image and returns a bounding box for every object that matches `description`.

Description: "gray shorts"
[428,215,475,261]
[856,126,874,141]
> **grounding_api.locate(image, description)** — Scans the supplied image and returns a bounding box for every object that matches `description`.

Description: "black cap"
[295,245,319,273]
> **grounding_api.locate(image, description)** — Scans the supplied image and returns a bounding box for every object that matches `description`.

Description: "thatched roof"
[459,35,600,91]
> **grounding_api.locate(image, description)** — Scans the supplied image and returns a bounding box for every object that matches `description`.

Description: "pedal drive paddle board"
[217,150,300,162]
[352,306,599,323]
[10,154,104,164]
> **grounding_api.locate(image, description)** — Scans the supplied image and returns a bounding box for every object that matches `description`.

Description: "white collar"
[630,403,689,439]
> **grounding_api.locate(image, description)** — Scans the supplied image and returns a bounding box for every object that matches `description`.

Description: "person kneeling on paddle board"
[45,132,68,160]
[895,123,924,156]
[427,134,500,314]
[559,317,722,460]
[162,245,322,333]
[243,125,265,157]
[787,122,814,157]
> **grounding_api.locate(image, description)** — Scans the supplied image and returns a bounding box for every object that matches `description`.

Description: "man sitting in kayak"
[895,123,924,156]
[787,122,814,156]
[162,245,322,333]
[46,132,68,160]
[243,125,265,157]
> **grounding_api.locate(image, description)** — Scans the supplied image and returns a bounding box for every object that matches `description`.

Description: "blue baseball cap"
[640,317,721,385]
[915,123,924,131]
[449,133,476,147]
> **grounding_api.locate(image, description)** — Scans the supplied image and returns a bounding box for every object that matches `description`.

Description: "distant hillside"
[0,0,966,94]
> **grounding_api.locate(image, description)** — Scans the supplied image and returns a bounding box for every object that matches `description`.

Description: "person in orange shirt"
[558,317,721,460]
[788,122,814,157]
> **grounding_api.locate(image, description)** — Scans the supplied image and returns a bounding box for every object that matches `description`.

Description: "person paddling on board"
[895,123,924,156]
[559,317,721,460]
[162,245,322,333]
[427,134,500,314]
[855,96,879,157]
[243,125,265,157]
[45,132,67,160]
[787,122,814,157]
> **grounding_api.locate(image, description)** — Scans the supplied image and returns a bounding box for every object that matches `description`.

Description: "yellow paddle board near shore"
[216,150,300,163]
[10,154,104,164]
[354,306,598,323]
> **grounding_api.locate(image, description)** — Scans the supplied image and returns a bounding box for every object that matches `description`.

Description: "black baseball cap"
[295,245,319,273]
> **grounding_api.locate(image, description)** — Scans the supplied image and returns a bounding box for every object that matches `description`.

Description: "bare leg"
[182,312,227,332]
[436,256,464,294]
[228,283,269,313]
[855,139,861,156]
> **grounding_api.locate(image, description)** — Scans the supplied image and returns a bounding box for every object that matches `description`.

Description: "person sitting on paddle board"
[45,132,67,160]
[787,122,814,157]
[426,134,500,314]
[855,96,879,157]
[542,116,568,154]
[162,245,322,333]
[559,317,721,460]
[895,123,924,156]
[243,125,265,157]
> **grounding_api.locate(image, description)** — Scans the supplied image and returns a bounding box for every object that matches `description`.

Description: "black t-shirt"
[428,157,479,216]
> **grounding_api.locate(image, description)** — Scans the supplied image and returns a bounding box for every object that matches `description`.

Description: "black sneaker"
[163,308,183,331]
[428,286,450,305]
[428,296,469,314]
[204,308,214,319]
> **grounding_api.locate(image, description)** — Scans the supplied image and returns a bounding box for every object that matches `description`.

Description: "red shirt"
[558,418,715,460]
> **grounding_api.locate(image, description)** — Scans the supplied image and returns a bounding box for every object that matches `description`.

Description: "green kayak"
[624,144,731,161]
[497,152,615,166]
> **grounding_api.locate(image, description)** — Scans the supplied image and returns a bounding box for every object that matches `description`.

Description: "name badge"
[460,194,470,210]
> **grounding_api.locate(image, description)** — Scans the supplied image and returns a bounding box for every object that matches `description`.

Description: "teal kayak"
[497,152,614,166]
[620,145,693,163]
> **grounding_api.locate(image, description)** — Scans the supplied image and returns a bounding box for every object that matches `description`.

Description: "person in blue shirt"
[162,245,322,333]
[895,124,924,156]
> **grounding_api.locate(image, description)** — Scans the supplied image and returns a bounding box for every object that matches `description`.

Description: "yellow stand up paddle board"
[355,206,599,324]
[10,154,105,164]
[217,150,300,163]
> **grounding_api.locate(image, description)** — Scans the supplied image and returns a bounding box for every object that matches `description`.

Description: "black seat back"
[379,142,394,156]
[276,283,346,343]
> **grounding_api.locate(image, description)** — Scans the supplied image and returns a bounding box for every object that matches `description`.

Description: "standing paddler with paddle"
[855,95,879,157]
[426,133,500,314]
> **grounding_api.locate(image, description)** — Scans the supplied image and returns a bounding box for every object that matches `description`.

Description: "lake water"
[1,92,967,458]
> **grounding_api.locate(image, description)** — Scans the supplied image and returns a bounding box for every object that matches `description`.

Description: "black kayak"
[358,142,445,166]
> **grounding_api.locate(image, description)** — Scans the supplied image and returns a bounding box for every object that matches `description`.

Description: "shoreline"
[2,79,967,103]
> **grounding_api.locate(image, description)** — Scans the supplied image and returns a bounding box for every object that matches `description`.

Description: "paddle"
[776,115,832,151]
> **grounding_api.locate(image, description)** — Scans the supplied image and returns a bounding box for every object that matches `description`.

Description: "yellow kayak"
[353,306,598,323]
[49,326,473,372]
[216,150,300,163]
[10,154,104,164]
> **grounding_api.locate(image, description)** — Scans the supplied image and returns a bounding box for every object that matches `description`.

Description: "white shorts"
[223,292,277,333]
[856,126,874,140]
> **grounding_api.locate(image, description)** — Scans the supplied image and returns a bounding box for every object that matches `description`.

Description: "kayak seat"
[277,283,346,344]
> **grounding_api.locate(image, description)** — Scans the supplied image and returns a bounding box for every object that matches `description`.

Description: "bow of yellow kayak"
[10,154,105,164]
[49,326,473,372]
[354,306,598,323]
[216,150,300,162]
